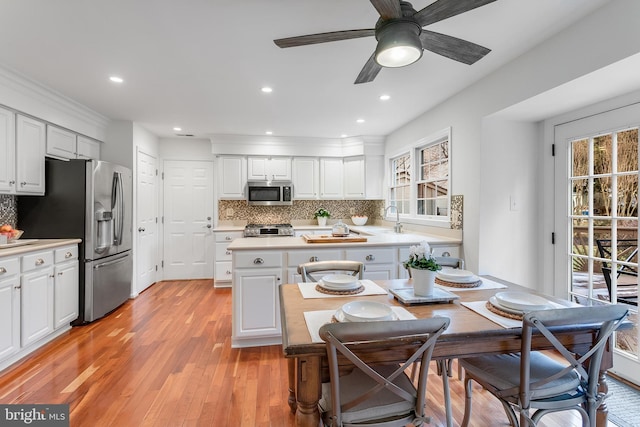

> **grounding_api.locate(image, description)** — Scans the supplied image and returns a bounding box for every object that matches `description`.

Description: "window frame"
[385,127,452,228]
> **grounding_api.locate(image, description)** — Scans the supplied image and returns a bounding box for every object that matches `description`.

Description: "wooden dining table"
[279,277,619,427]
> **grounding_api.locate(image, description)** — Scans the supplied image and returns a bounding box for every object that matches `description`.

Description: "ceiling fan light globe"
[374,22,423,68]
[376,45,422,67]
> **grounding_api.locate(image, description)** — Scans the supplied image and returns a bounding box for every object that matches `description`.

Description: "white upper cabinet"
[46,125,76,159]
[219,156,247,199]
[15,115,45,195]
[248,157,291,181]
[76,135,100,160]
[320,158,343,199]
[292,157,318,199]
[0,107,16,194]
[47,125,100,160]
[343,156,365,199]
[365,155,384,199]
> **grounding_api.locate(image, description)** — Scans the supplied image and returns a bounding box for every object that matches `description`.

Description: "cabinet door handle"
[35,258,45,266]
[226,236,232,241]
[226,270,232,275]
[58,272,64,276]
[310,256,319,262]
[65,252,74,258]
[21,181,27,186]
[14,285,21,289]
[442,251,450,257]
[0,267,6,274]
[226,250,231,255]
[253,258,264,265]
[49,274,55,278]
[9,180,15,185]
[366,255,375,261]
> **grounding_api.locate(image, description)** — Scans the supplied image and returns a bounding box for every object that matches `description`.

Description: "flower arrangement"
[403,242,441,271]
[313,208,331,219]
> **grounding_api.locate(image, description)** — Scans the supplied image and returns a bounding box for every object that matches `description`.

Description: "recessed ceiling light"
[265,131,273,135]
[340,134,347,138]
[261,87,273,93]
[109,76,124,83]
[173,127,182,132]
[379,94,391,101]
[356,118,365,123]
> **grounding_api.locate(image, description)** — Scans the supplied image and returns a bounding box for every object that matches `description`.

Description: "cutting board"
[302,234,367,243]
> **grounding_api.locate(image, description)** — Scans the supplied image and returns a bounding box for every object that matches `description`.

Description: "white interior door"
[163,160,214,280]
[136,150,158,294]
[554,103,639,385]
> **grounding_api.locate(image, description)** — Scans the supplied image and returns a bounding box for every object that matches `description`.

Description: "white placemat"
[303,307,416,343]
[298,280,388,299]
[435,277,508,292]
[461,300,569,329]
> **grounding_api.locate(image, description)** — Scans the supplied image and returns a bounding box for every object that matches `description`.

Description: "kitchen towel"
[303,307,416,343]
[297,279,388,299]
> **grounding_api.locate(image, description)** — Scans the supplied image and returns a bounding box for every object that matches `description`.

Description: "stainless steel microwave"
[247,181,293,205]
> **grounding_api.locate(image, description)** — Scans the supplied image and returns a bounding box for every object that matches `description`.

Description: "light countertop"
[227,230,460,251]
[0,239,82,257]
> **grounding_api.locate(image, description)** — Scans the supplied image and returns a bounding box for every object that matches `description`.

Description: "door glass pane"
[617,128,638,173]
[593,134,612,175]
[572,138,589,177]
[617,174,638,217]
[593,177,612,216]
[571,178,589,215]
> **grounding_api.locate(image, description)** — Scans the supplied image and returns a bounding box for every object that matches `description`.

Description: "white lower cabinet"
[0,244,79,370]
[345,248,396,281]
[0,257,20,360]
[232,251,283,347]
[213,231,243,286]
[53,246,79,328]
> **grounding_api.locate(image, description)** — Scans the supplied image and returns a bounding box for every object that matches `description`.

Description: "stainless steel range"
[243,223,295,237]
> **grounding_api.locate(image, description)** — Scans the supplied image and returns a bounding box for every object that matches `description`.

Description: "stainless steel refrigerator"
[18,158,133,324]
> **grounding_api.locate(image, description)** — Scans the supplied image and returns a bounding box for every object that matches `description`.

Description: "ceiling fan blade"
[369,0,402,19]
[274,29,375,48]
[414,0,497,27]
[355,53,382,84]
[420,30,490,65]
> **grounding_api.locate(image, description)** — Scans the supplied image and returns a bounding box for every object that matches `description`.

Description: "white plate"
[436,269,478,283]
[318,280,361,291]
[341,301,394,322]
[489,296,525,315]
[334,307,398,323]
[321,274,359,289]
[494,291,551,312]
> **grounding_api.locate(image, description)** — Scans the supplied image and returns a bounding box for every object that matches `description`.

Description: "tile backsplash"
[218,200,384,225]
[0,195,17,227]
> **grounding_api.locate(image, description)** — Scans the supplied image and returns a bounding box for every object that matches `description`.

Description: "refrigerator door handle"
[112,172,125,246]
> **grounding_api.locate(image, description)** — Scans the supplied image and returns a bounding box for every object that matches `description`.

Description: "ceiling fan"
[274,0,496,84]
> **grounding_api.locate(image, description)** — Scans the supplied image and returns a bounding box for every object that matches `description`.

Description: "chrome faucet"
[384,205,402,233]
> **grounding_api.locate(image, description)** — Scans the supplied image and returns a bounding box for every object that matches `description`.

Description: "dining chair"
[459,304,629,427]
[298,260,364,283]
[319,317,450,427]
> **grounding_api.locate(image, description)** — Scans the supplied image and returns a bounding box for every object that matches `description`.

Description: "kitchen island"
[226,228,461,348]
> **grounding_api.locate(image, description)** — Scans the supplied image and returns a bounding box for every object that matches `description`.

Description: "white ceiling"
[0,0,614,139]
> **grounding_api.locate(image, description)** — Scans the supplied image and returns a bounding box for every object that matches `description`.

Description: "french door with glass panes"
[554,103,639,384]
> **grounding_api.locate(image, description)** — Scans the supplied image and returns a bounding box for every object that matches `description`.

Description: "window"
[387,128,451,225]
[389,153,411,214]
[416,139,449,218]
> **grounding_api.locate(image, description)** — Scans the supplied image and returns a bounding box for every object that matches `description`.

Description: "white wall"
[160,138,215,161]
[384,0,640,287]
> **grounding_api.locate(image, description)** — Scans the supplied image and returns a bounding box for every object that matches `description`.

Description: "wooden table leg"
[287,358,297,413]
[295,355,322,427]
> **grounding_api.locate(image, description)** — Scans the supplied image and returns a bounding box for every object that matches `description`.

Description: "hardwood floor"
[0,280,612,426]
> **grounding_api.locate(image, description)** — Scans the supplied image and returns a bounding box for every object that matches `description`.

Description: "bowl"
[2,229,23,242]
[351,216,368,226]
[341,301,393,322]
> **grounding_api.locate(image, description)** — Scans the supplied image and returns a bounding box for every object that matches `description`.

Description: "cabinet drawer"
[345,248,396,265]
[235,252,282,269]
[215,261,233,281]
[215,243,233,261]
[55,246,78,263]
[21,251,54,272]
[0,257,19,276]
[215,231,243,243]
[287,249,343,268]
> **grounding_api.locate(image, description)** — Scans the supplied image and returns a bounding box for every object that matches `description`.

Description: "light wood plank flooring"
[0,280,614,426]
